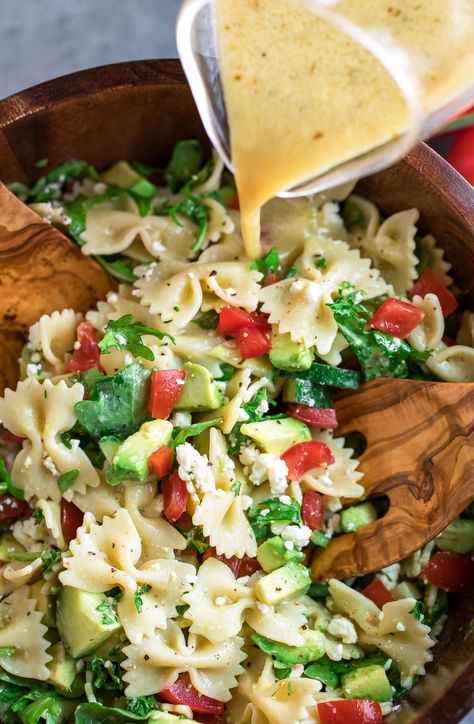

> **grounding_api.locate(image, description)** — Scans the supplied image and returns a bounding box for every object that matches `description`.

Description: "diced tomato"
[234,326,272,359]
[318,699,383,724]
[162,470,188,523]
[362,579,395,608]
[149,446,173,479]
[442,336,456,347]
[202,547,242,577]
[0,431,25,444]
[67,321,102,372]
[175,511,193,531]
[194,715,225,724]
[178,547,198,561]
[216,306,270,336]
[287,404,338,429]
[228,195,240,211]
[0,494,31,524]
[281,441,335,482]
[60,499,84,541]
[422,551,474,593]
[447,126,474,186]
[264,271,283,287]
[236,556,262,577]
[409,270,458,318]
[302,491,324,530]
[159,675,224,715]
[148,369,187,419]
[370,298,424,339]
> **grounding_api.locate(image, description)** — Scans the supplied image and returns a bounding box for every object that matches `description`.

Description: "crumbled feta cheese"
[116,333,128,346]
[26,363,42,377]
[327,615,358,644]
[326,513,341,539]
[23,456,32,470]
[42,455,59,477]
[214,596,226,606]
[320,201,343,230]
[279,495,292,506]
[239,444,260,468]
[225,287,236,296]
[131,288,141,297]
[151,240,165,254]
[304,282,320,303]
[284,540,295,551]
[377,563,400,591]
[384,659,393,671]
[290,279,305,293]
[73,341,81,350]
[31,352,41,363]
[260,508,270,517]
[107,292,119,304]
[240,495,253,511]
[254,398,269,416]
[170,411,192,428]
[324,495,343,513]
[290,664,304,678]
[249,453,288,495]
[237,408,250,422]
[280,524,312,549]
[176,442,215,502]
[94,182,107,195]
[378,612,385,620]
[395,622,406,632]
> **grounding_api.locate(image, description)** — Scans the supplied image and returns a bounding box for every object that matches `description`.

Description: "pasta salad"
[0,142,472,723]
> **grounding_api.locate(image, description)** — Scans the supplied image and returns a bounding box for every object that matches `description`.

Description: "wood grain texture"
[0,59,472,723]
[0,182,112,391]
[311,379,474,581]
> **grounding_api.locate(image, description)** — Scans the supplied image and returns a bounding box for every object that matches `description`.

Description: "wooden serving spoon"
[0,181,113,393]
[311,377,474,581]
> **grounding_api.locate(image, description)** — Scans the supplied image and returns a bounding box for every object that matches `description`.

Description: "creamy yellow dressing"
[215,0,474,258]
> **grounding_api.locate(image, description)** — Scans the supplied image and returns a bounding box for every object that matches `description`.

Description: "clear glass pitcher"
[177,0,474,197]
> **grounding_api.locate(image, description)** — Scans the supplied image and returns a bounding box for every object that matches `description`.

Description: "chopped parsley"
[0,458,25,500]
[99,314,174,362]
[250,247,281,282]
[96,598,120,627]
[126,696,159,717]
[231,481,242,496]
[57,469,79,494]
[193,309,219,330]
[134,584,151,614]
[90,655,122,691]
[248,497,302,542]
[314,256,328,271]
[411,601,423,621]
[32,507,44,525]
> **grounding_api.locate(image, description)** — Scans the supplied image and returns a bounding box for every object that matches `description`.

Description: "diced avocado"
[56,586,121,658]
[269,332,314,372]
[341,502,377,533]
[341,664,392,702]
[48,641,84,697]
[257,536,304,573]
[99,436,122,464]
[282,378,333,408]
[110,419,173,483]
[149,713,186,723]
[255,562,311,605]
[30,580,56,627]
[240,417,311,456]
[436,519,474,553]
[175,362,224,412]
[0,533,25,562]
[393,581,422,600]
[252,629,326,664]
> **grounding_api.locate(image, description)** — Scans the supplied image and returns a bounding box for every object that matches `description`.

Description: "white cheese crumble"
[377,563,400,591]
[327,615,358,644]
[176,442,215,502]
[254,398,269,416]
[214,596,226,606]
[284,540,295,551]
[169,411,192,428]
[279,495,292,505]
[42,455,59,477]
[26,363,42,377]
[249,453,289,495]
[280,524,312,549]
[395,622,406,632]
[239,444,260,468]
[106,292,119,304]
[290,664,305,678]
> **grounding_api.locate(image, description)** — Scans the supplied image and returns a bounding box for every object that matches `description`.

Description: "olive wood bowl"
[0,60,472,723]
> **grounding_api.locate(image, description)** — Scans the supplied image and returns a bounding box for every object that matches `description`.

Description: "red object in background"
[149,446,173,479]
[148,369,187,419]
[371,298,424,339]
[409,270,458,318]
[67,321,102,372]
[302,491,324,530]
[159,675,224,715]
[362,579,395,609]
[234,326,272,359]
[318,700,383,724]
[203,548,261,577]
[61,499,84,541]
[0,493,31,524]
[281,441,335,482]
[287,404,338,429]
[0,431,25,444]
[216,306,270,336]
[162,470,188,523]
[422,551,474,593]
[447,126,474,186]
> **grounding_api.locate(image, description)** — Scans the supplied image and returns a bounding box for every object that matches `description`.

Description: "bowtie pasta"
[0,143,472,723]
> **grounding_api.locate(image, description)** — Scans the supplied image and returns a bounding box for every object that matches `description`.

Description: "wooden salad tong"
[312,377,474,581]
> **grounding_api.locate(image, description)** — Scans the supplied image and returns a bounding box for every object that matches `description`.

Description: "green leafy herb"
[308,582,330,600]
[10,159,99,204]
[75,367,105,397]
[0,647,15,657]
[99,314,174,361]
[126,696,158,717]
[411,601,423,621]
[329,292,430,380]
[216,363,235,381]
[188,538,210,554]
[75,702,151,722]
[250,247,281,282]
[311,530,330,548]
[96,255,138,283]
[134,584,151,614]
[273,659,292,680]
[34,158,48,169]
[248,497,302,542]
[314,256,328,271]
[231,481,242,496]
[164,140,204,192]
[41,548,62,573]
[227,387,271,455]
[90,655,122,691]
[285,267,299,279]
[0,458,25,499]
[57,469,79,494]
[172,418,222,449]
[342,198,367,230]
[167,196,209,258]
[32,507,44,525]
[0,671,69,724]
[59,432,72,449]
[75,362,152,439]
[96,598,119,627]
[193,309,219,330]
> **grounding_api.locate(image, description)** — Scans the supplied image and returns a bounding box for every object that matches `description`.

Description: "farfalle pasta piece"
[0,557,45,597]
[302,431,364,500]
[345,194,381,243]
[193,489,257,559]
[199,230,244,263]
[28,308,82,374]
[208,427,236,490]
[457,311,474,347]
[214,369,269,435]
[72,479,123,520]
[122,619,246,700]
[0,586,52,680]
[246,596,309,647]
[419,234,452,286]
[329,580,434,686]
[36,499,66,549]
[408,294,444,352]
[86,285,161,334]
[59,509,196,644]
[259,197,320,266]
[182,558,254,643]
[0,378,99,502]
[425,344,474,382]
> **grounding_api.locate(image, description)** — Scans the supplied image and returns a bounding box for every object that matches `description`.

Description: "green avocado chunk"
[149,713,186,723]
[175,362,224,411]
[255,562,311,605]
[341,502,377,533]
[56,587,121,658]
[251,630,326,664]
[257,536,304,573]
[341,664,392,702]
[436,519,474,553]
[240,417,311,456]
[47,641,84,698]
[109,419,173,483]
[269,332,314,372]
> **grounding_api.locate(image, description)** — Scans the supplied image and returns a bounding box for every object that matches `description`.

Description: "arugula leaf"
[75,362,152,439]
[411,601,423,621]
[249,247,281,282]
[0,458,25,499]
[96,598,119,627]
[307,582,330,600]
[96,255,138,283]
[166,196,209,258]
[10,160,99,204]
[0,672,70,723]
[133,584,151,614]
[99,314,174,361]
[171,418,222,449]
[216,363,235,381]
[329,292,430,380]
[74,702,151,722]
[73,368,105,397]
[18,696,63,724]
[164,140,204,192]
[192,309,219,330]
[90,655,122,691]
[32,508,44,525]
[57,469,79,494]
[126,697,158,717]
[247,497,302,542]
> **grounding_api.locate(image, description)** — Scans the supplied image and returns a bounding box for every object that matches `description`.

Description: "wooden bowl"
[0,59,472,723]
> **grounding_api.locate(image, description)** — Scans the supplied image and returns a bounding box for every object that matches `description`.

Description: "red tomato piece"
[442,336,456,347]
[422,551,474,593]
[236,556,262,577]
[228,195,240,211]
[149,446,173,479]
[216,306,270,336]
[202,547,242,577]
[0,494,31,524]
[162,471,188,523]
[0,431,25,444]
[447,126,474,186]
[287,404,338,429]
[148,369,187,419]
[370,298,425,339]
[264,271,283,287]
[302,491,324,530]
[281,441,335,482]
[194,716,225,724]
[60,499,84,541]
[409,270,458,318]
[159,675,224,715]
[67,321,102,372]
[362,579,395,608]
[175,511,193,531]
[234,326,272,359]
[318,699,383,724]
